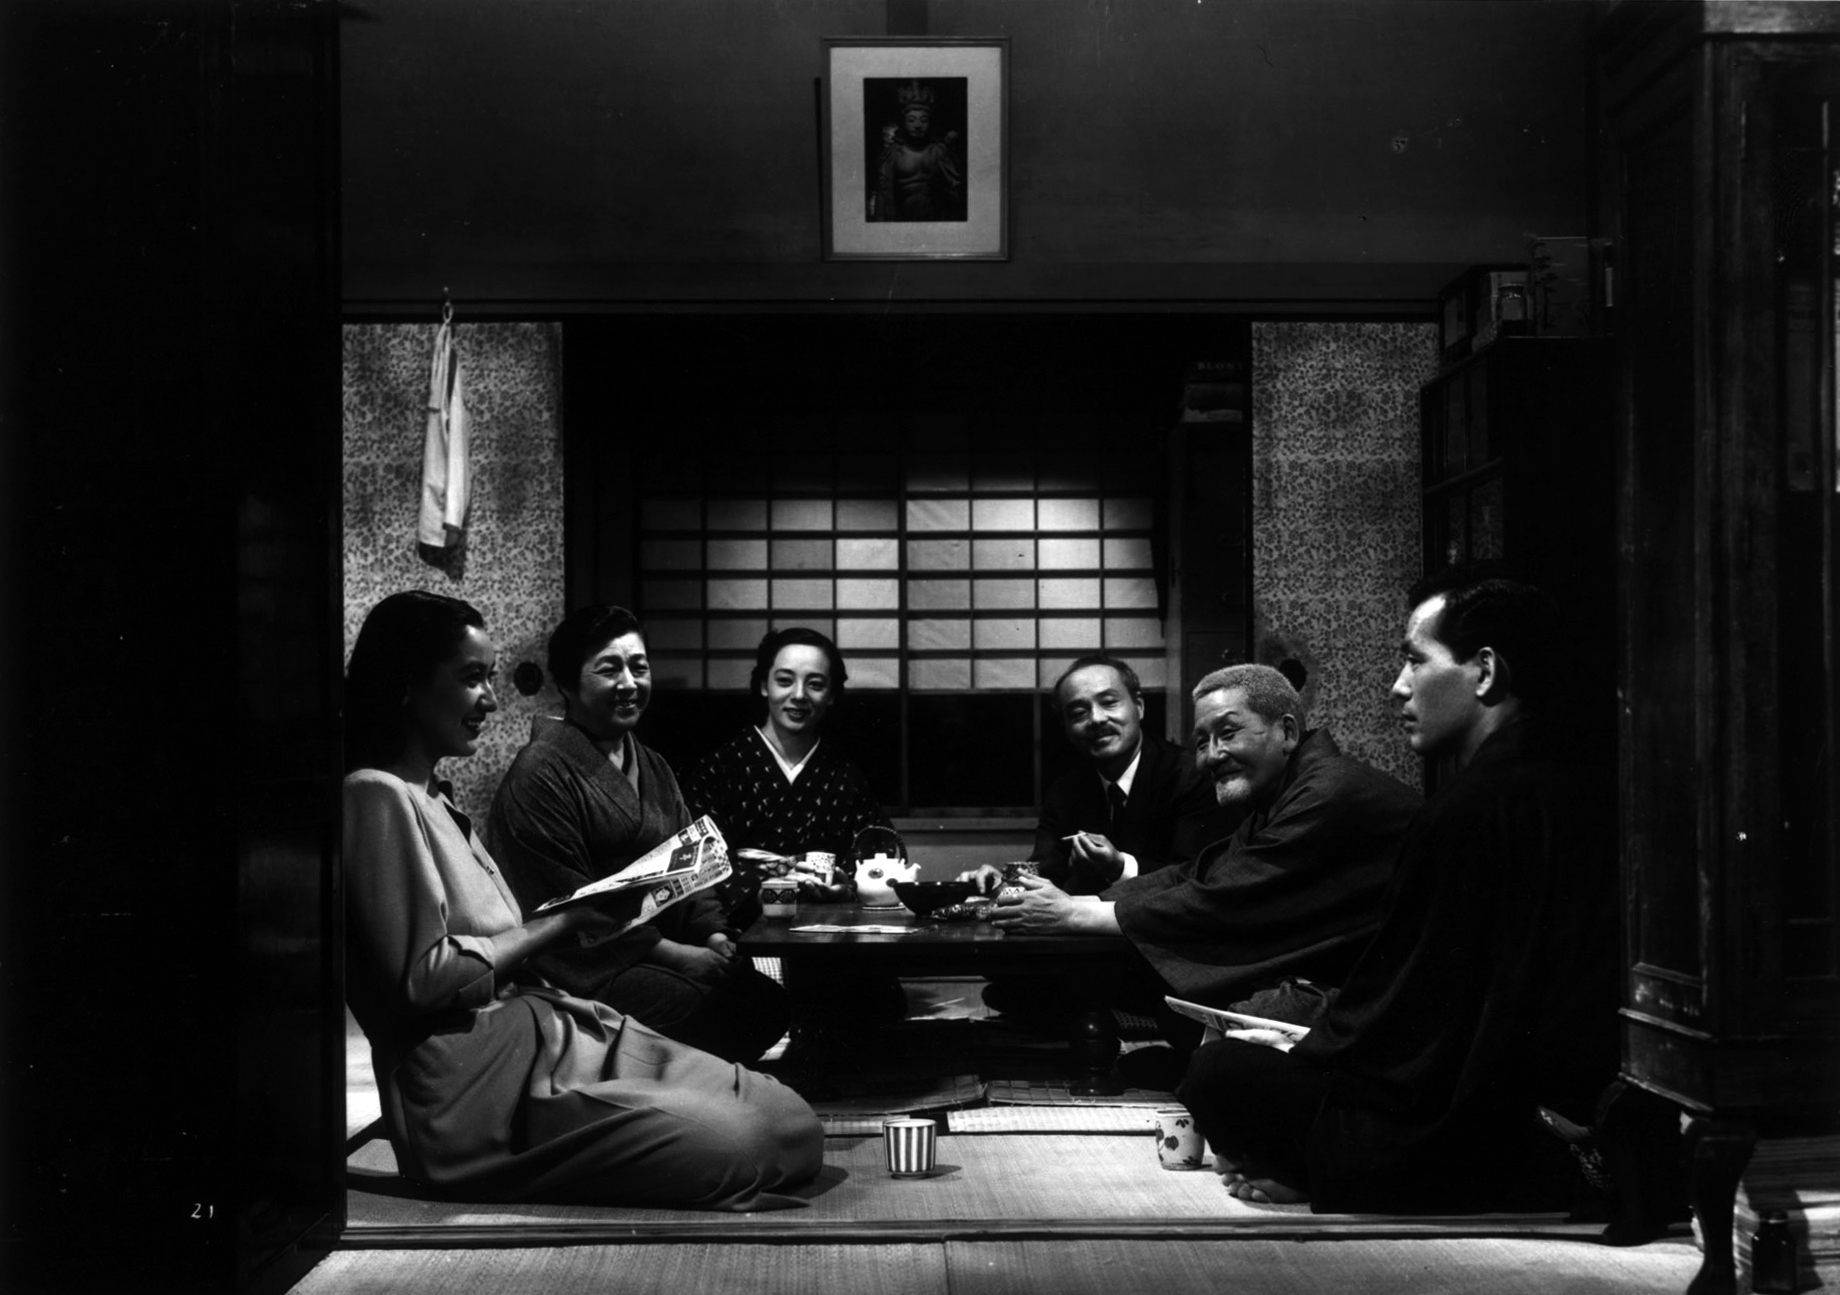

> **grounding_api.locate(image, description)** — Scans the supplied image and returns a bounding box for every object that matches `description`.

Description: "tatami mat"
[291,1236,1705,1295]
[345,1129,1614,1243]
[293,1243,951,1295]
[941,1238,1706,1295]
[347,1133,1244,1230]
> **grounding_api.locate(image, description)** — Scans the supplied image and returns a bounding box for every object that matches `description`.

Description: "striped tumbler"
[883,1117,938,1177]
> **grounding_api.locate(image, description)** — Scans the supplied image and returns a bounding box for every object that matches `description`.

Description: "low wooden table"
[741,904,1140,1095]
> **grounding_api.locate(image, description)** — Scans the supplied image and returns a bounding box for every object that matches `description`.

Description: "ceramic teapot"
[851,824,915,906]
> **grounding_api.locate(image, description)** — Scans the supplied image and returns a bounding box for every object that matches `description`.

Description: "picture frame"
[820,37,1009,261]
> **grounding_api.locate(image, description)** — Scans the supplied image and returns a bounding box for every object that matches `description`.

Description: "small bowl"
[891,880,981,918]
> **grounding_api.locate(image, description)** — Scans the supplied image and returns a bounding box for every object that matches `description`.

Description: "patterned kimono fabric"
[680,725,891,924]
[682,726,904,1037]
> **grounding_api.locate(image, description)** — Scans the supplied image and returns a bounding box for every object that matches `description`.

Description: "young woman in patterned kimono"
[679,626,893,914]
[681,627,907,1036]
[487,605,790,1064]
[342,591,822,1208]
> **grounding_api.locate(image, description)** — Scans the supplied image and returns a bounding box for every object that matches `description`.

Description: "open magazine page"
[1164,995,1311,1051]
[533,816,733,935]
[596,833,732,940]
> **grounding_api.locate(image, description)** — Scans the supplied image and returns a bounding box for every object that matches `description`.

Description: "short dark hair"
[1408,565,1561,707]
[547,604,645,693]
[344,591,486,771]
[751,626,849,696]
[1052,655,1143,706]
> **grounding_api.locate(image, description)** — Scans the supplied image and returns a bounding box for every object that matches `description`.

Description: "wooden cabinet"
[1599,4,1840,1291]
[1417,337,1618,801]
[1419,337,1616,641]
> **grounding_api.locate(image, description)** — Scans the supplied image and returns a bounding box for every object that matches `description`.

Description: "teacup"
[798,851,837,885]
[1154,1107,1204,1170]
[883,1117,938,1177]
[759,878,799,919]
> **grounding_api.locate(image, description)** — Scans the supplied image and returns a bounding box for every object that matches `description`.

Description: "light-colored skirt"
[377,986,822,1211]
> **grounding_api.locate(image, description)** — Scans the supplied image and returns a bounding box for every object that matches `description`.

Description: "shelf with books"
[1417,337,1613,593]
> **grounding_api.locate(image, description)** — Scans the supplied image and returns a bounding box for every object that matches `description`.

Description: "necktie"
[1107,781,1128,827]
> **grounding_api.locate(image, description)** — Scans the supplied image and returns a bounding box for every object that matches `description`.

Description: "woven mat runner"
[948,1105,1164,1134]
[809,1073,987,1134]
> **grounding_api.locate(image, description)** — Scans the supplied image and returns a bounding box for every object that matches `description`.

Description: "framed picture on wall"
[820,37,1009,261]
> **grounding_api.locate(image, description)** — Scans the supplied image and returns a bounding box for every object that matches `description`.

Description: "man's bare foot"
[1225,1175,1309,1205]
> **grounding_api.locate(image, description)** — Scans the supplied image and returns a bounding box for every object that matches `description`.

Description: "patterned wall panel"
[343,323,566,821]
[1251,322,1437,788]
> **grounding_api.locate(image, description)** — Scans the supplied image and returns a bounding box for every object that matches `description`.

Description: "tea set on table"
[750,825,1209,1182]
[750,825,1036,920]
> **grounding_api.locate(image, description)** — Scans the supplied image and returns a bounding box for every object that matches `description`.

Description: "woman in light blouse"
[342,591,820,1208]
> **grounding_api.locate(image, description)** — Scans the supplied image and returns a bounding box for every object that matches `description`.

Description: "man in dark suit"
[1028,655,1234,894]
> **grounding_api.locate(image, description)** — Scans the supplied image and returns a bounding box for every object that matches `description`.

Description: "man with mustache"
[1175,573,1621,1214]
[1027,655,1234,894]
[965,655,1233,1027]
[991,662,1419,1063]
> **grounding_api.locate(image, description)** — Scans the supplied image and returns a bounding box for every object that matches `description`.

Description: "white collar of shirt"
[756,725,820,784]
[1101,743,1145,799]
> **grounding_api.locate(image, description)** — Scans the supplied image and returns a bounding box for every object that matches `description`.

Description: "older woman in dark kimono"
[342,591,821,1208]
[487,605,789,1064]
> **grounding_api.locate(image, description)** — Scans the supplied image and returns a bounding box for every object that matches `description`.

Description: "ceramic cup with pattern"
[883,1117,938,1177]
[1155,1107,1204,1170]
[798,851,837,885]
[759,878,799,919]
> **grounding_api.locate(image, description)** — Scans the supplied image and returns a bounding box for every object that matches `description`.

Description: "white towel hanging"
[417,314,471,549]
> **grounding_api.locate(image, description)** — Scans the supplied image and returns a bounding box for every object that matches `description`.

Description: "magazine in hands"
[1164,995,1311,1050]
[534,815,732,943]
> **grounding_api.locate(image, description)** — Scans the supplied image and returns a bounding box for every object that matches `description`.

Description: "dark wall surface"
[2,4,345,1292]
[342,0,1597,308]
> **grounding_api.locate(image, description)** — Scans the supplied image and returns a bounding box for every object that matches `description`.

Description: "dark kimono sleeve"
[1109,774,1409,1004]
[1104,844,1208,905]
[1164,776,1241,871]
[486,752,664,988]
[1298,781,1619,1103]
[1294,772,1621,1213]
